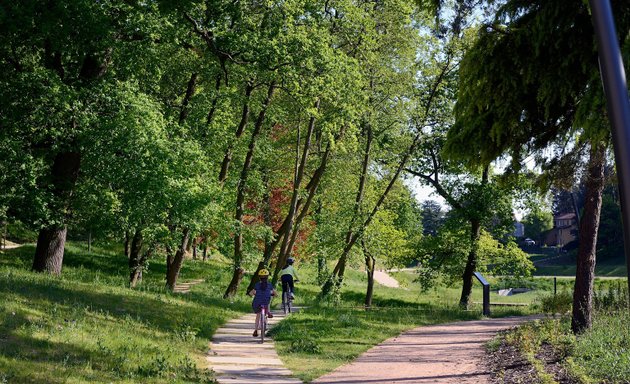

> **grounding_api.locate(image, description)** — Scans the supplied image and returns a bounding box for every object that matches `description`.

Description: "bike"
[282,290,293,314]
[257,305,269,343]
[281,279,298,314]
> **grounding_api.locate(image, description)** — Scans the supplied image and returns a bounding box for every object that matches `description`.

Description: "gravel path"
[373,270,400,288]
[312,315,541,384]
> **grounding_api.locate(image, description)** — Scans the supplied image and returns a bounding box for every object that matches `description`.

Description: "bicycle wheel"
[287,295,292,313]
[260,308,266,343]
[282,291,288,314]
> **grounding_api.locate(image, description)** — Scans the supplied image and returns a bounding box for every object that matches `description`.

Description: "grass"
[3,241,585,383]
[531,252,628,277]
[271,267,537,382]
[488,282,630,384]
[534,264,629,277]
[571,311,630,382]
[0,242,251,383]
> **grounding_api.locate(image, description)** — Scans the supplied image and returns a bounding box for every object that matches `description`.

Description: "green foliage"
[415,224,533,289]
[596,193,625,261]
[523,209,554,243]
[537,291,573,315]
[364,208,416,269]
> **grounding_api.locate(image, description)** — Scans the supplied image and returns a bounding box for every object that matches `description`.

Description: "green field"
[0,243,250,383]
[271,267,537,382]
[7,242,627,383]
[0,243,541,383]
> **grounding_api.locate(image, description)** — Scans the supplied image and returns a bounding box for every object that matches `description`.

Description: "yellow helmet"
[258,269,270,277]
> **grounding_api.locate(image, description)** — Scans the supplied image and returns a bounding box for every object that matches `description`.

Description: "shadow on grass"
[0,275,250,340]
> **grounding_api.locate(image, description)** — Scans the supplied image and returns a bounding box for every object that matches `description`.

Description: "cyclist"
[280,257,299,300]
[248,268,276,337]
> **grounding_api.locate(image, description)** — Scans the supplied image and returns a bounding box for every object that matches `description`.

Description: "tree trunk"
[322,131,423,297]
[124,231,131,259]
[202,244,208,261]
[224,82,276,298]
[247,180,277,292]
[224,267,245,299]
[192,238,198,260]
[459,166,488,309]
[32,151,81,275]
[130,247,153,288]
[322,123,373,295]
[206,74,222,125]
[273,100,319,281]
[459,218,482,309]
[219,82,254,183]
[32,226,67,275]
[363,240,375,309]
[128,230,144,286]
[166,228,191,290]
[179,73,198,125]
[572,143,606,334]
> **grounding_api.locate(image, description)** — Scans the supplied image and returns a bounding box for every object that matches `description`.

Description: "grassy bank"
[271,268,537,382]
[0,243,250,383]
[2,242,557,383]
[487,283,630,383]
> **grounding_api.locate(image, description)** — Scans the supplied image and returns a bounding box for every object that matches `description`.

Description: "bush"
[537,291,572,314]
[572,311,630,382]
[593,280,629,312]
[5,221,37,243]
[288,338,322,354]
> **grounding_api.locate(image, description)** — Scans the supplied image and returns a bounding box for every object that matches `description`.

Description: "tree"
[362,209,412,307]
[446,0,629,333]
[420,200,444,236]
[522,209,553,245]
[0,1,188,274]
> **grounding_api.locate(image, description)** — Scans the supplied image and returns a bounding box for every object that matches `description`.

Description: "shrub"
[289,338,322,354]
[537,291,572,314]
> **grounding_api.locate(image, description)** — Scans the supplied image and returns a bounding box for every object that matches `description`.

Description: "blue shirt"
[252,281,274,309]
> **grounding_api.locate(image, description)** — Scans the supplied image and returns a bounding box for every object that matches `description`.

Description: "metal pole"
[483,284,490,317]
[473,272,491,316]
[554,277,557,296]
[589,0,630,303]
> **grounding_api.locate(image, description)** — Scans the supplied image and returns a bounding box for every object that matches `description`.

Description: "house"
[543,212,578,247]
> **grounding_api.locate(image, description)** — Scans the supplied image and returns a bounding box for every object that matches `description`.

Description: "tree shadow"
[0,273,248,341]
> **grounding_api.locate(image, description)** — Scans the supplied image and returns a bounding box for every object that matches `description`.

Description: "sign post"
[473,272,490,316]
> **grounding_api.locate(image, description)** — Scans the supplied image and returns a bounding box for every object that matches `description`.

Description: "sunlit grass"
[0,243,249,383]
[272,264,537,382]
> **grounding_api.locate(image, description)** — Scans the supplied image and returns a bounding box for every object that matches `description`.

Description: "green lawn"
[271,267,537,382]
[534,264,628,277]
[0,243,250,383]
[2,243,572,384]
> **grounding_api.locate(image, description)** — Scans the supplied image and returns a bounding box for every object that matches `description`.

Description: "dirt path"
[312,315,541,384]
[173,278,205,293]
[0,240,22,250]
[373,270,400,288]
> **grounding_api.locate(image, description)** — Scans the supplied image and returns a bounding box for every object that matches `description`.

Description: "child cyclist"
[248,269,276,337]
[280,257,299,300]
